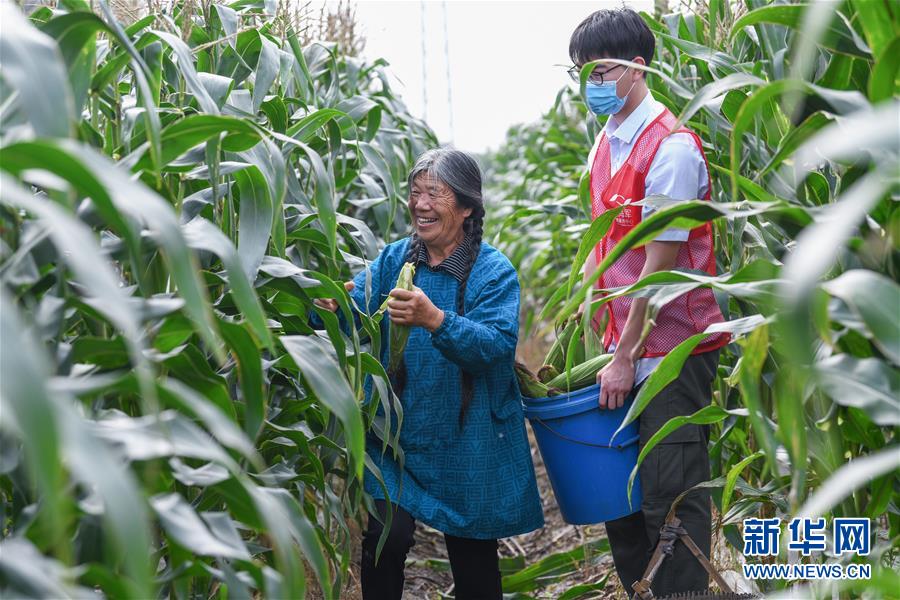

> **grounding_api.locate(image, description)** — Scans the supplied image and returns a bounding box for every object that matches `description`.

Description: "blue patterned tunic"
[339,236,543,539]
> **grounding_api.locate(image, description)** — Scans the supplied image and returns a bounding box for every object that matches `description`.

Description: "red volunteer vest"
[589,108,729,358]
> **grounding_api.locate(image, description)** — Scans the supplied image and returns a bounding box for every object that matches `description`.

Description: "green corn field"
[1,0,897,599]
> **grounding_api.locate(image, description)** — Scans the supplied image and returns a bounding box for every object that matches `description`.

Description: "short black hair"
[568,8,655,68]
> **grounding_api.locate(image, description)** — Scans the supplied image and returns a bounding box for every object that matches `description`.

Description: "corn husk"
[583,319,605,361]
[544,317,578,371]
[387,262,416,373]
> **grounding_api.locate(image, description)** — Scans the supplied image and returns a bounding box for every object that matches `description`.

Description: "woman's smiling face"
[408,173,472,249]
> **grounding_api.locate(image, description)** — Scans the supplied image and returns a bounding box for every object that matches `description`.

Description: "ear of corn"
[516,362,552,398]
[519,318,611,397]
[373,296,390,322]
[537,365,560,383]
[387,262,416,373]
[546,353,613,391]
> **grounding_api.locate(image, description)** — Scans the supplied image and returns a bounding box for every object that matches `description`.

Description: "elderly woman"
[315,148,542,598]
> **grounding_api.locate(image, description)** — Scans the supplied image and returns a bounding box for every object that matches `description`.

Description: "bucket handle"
[533,418,640,450]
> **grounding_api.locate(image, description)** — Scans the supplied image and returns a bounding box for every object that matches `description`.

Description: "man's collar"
[415,233,473,282]
[605,91,657,145]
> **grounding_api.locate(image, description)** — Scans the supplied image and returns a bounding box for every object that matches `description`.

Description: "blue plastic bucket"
[523,383,642,524]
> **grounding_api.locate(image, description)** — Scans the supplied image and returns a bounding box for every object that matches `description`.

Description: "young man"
[569,8,729,597]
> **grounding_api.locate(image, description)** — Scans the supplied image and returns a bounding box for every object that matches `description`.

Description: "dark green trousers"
[605,349,719,598]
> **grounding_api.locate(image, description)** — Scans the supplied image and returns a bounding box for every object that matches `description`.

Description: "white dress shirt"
[587,91,710,384]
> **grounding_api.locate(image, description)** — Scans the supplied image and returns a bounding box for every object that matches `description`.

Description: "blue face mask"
[584,69,632,115]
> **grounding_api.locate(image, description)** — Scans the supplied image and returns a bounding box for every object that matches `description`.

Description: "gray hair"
[406,147,483,212]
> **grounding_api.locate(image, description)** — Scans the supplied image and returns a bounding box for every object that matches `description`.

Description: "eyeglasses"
[567,63,623,85]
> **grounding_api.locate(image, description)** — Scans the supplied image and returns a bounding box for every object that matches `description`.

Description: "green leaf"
[760,112,835,177]
[150,29,220,114]
[287,140,337,258]
[213,4,239,50]
[611,333,708,442]
[199,72,236,109]
[0,176,153,397]
[64,142,225,362]
[587,263,781,314]
[611,314,765,443]
[71,337,129,368]
[58,0,91,10]
[788,101,899,188]
[182,217,272,348]
[96,0,162,171]
[655,30,739,72]
[557,574,610,599]
[151,493,251,559]
[0,538,99,599]
[796,447,900,520]
[233,163,274,280]
[674,72,765,130]
[1,292,155,598]
[730,4,871,58]
[544,199,810,323]
[0,141,142,277]
[261,95,288,132]
[1,3,75,138]
[502,539,610,593]
[0,293,66,561]
[39,11,103,114]
[169,459,230,487]
[815,354,900,426]
[850,0,897,57]
[237,138,286,272]
[129,114,262,172]
[869,36,900,103]
[286,27,315,102]
[566,207,621,295]
[735,324,779,478]
[245,487,308,598]
[721,451,765,514]
[729,79,865,196]
[627,404,743,502]
[159,380,262,467]
[252,33,280,113]
[359,141,398,205]
[218,319,267,440]
[822,270,900,364]
[544,200,718,323]
[281,335,364,479]
[285,108,345,142]
[780,172,892,307]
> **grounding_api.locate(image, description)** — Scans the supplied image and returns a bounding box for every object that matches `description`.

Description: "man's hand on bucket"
[597,354,635,410]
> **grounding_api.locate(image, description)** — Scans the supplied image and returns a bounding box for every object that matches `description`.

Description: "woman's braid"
[455,205,485,428]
